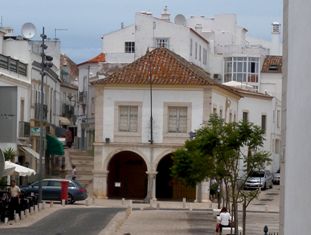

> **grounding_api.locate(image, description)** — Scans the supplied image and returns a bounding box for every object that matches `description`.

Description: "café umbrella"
[4,161,36,176]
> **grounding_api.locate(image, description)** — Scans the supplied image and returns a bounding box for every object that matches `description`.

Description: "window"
[190,39,193,56]
[125,42,135,53]
[195,42,198,59]
[118,106,138,132]
[275,139,280,154]
[203,48,207,65]
[224,57,259,84]
[156,38,169,48]
[219,109,223,118]
[213,107,217,114]
[229,112,232,122]
[199,45,202,61]
[277,110,281,128]
[261,115,267,134]
[168,107,187,133]
[242,111,248,122]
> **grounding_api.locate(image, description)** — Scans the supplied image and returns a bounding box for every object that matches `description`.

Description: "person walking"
[71,165,77,181]
[9,180,20,220]
[219,207,231,234]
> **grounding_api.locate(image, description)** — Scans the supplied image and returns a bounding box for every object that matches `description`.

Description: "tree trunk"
[242,197,246,235]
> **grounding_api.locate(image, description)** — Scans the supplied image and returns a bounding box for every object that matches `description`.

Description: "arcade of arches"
[107,151,195,201]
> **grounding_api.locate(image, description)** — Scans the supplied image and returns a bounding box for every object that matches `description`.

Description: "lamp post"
[38,27,53,203]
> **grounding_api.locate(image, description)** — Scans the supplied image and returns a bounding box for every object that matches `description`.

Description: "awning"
[46,134,64,155]
[20,146,40,160]
[4,161,36,176]
[59,116,71,126]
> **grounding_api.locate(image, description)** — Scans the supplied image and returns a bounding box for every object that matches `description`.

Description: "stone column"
[93,170,108,199]
[201,179,211,202]
[145,171,157,202]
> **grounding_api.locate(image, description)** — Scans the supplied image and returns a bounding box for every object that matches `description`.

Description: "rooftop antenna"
[21,22,36,39]
[54,28,68,40]
[0,16,3,27]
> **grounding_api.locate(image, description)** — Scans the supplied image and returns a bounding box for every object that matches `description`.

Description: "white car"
[244,170,273,190]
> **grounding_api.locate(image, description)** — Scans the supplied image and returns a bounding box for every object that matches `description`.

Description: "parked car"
[273,169,280,185]
[244,170,273,190]
[21,179,88,204]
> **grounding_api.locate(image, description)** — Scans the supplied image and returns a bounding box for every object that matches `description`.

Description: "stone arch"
[104,148,149,172]
[155,152,196,201]
[107,150,148,199]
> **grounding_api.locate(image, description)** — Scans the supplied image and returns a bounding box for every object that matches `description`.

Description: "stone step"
[71,160,94,165]
[73,166,93,171]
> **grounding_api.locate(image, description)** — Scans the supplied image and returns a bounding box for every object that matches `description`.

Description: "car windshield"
[72,180,83,188]
[250,172,265,177]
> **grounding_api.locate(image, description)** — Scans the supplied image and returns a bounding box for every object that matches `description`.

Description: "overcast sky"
[1,0,282,63]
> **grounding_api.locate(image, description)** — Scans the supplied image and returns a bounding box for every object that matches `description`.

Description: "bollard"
[42,201,46,209]
[4,217,8,224]
[62,199,66,206]
[263,225,268,235]
[85,198,89,206]
[25,209,29,217]
[14,213,20,222]
[182,198,186,209]
[122,198,125,206]
[20,211,25,220]
[128,200,133,208]
[50,201,53,207]
[189,203,193,211]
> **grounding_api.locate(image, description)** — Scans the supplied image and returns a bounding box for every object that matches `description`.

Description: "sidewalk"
[0,186,280,234]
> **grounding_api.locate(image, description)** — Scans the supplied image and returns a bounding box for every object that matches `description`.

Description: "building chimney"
[121,22,124,29]
[271,22,281,55]
[161,6,170,22]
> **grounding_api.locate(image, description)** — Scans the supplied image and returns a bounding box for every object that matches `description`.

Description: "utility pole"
[38,27,53,203]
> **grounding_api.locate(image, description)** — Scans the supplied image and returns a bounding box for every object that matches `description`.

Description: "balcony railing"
[34,103,48,120]
[0,54,27,76]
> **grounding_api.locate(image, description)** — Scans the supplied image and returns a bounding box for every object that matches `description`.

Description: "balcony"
[79,91,87,104]
[19,121,30,138]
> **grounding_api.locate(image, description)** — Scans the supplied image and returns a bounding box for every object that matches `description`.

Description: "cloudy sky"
[1,0,282,63]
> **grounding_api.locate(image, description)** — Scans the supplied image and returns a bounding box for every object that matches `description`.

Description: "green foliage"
[171,114,272,234]
[3,147,16,161]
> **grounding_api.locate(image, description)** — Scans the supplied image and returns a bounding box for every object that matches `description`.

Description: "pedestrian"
[9,179,21,220]
[219,207,231,234]
[71,165,77,181]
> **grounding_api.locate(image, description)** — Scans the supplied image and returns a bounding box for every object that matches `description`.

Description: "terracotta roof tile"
[78,53,105,66]
[261,56,282,73]
[92,48,216,86]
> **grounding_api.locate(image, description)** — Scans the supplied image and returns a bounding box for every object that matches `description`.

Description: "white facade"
[281,1,311,234]
[93,84,240,199]
[102,12,210,70]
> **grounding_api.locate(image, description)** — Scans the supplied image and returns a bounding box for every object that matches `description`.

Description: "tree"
[171,114,271,235]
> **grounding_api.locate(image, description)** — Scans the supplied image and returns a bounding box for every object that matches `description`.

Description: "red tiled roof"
[92,47,217,86]
[261,56,282,73]
[78,53,105,66]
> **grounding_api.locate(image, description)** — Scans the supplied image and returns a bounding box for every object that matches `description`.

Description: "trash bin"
[60,180,69,201]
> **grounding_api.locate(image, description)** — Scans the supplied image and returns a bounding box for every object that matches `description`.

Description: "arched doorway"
[156,154,196,201]
[107,151,147,199]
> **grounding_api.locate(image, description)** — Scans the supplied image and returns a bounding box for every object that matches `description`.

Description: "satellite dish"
[174,14,186,26]
[21,22,36,39]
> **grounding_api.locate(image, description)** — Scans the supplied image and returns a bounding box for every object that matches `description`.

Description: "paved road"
[0,208,123,235]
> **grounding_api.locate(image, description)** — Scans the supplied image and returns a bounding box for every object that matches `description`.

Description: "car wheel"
[66,194,74,204]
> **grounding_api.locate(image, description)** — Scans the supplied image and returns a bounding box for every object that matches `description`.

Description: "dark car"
[21,179,88,204]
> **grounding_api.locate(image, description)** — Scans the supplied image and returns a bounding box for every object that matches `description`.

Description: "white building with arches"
[91,47,245,200]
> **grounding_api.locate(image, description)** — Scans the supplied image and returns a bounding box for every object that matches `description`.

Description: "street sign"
[31,127,41,136]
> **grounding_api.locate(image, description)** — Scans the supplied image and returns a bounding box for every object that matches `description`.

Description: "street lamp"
[38,27,53,203]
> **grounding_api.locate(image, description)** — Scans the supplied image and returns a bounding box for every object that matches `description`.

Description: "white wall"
[260,73,282,101]
[102,88,204,143]
[281,1,311,234]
